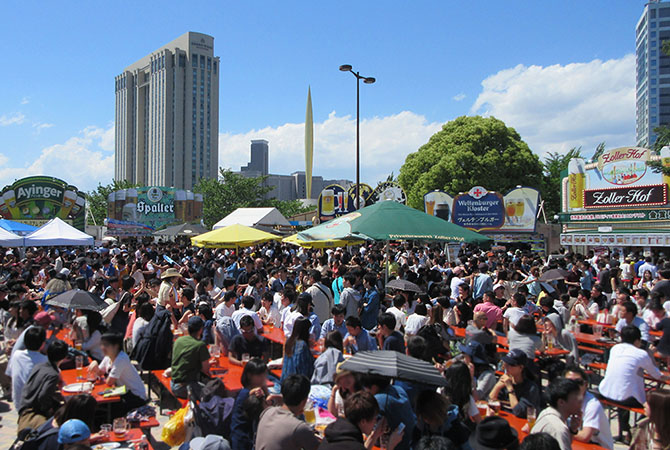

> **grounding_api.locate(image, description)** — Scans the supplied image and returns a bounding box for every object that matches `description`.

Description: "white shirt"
[231,307,263,331]
[615,316,650,342]
[450,277,465,299]
[11,349,47,407]
[132,317,149,347]
[99,351,147,399]
[598,342,662,404]
[386,306,406,331]
[259,304,281,328]
[283,310,304,338]
[82,329,104,361]
[215,302,236,319]
[503,307,525,327]
[404,314,429,336]
[581,392,614,450]
[643,309,664,330]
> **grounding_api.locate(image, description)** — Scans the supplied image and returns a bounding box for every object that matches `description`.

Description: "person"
[320,391,401,450]
[228,315,270,365]
[562,365,613,449]
[599,325,668,440]
[473,291,503,329]
[232,296,263,332]
[343,316,377,354]
[443,361,481,423]
[216,290,238,320]
[255,374,320,450]
[518,433,560,450]
[386,295,407,331]
[488,349,541,419]
[18,339,69,431]
[170,316,211,399]
[258,291,281,328]
[311,331,344,385]
[360,273,380,330]
[503,293,527,331]
[468,416,519,450]
[306,270,333,324]
[361,374,416,450]
[459,340,496,400]
[319,304,347,340]
[465,311,496,349]
[405,303,429,337]
[230,359,270,450]
[472,263,493,301]
[87,332,147,417]
[631,390,670,450]
[328,367,360,418]
[281,316,314,381]
[506,315,543,361]
[132,301,154,347]
[81,310,105,362]
[378,313,405,353]
[11,325,47,408]
[652,268,670,300]
[339,274,361,319]
[615,301,650,344]
[530,377,583,450]
[542,313,579,364]
[570,289,599,320]
[158,267,181,308]
[26,394,98,450]
[57,419,91,449]
[412,390,471,449]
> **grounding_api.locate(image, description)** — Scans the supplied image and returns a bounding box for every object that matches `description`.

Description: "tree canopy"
[398,116,544,209]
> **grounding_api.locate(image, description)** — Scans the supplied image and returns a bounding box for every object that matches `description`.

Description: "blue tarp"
[0,219,38,236]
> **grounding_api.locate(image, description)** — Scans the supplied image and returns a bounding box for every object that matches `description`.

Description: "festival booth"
[0,227,24,247]
[0,219,37,236]
[23,217,94,247]
[212,207,291,232]
[191,223,280,249]
[559,146,670,255]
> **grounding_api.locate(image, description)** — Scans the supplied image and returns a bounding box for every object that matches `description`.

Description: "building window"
[192,54,198,67]
[652,59,658,67]
[652,50,658,57]
[652,69,658,76]
[200,55,205,69]
[213,61,217,74]
[652,31,657,38]
[652,41,657,48]
[179,54,185,67]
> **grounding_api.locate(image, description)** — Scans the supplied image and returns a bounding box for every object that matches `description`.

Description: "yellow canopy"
[191,224,280,248]
[282,233,365,249]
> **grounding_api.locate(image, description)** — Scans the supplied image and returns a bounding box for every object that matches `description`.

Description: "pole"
[356,73,360,209]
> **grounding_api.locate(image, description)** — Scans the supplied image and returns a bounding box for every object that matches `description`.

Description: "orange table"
[61,369,121,404]
[453,327,568,358]
[262,324,286,345]
[92,428,153,447]
[579,319,662,337]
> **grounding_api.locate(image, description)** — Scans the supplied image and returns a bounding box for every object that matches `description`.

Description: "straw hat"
[161,268,182,279]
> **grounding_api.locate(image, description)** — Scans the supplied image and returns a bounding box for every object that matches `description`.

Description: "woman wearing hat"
[158,268,181,308]
[488,349,541,419]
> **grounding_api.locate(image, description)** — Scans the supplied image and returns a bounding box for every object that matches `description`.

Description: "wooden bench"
[151,369,189,413]
[578,345,605,355]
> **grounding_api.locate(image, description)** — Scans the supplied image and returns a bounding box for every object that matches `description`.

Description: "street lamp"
[339,64,375,209]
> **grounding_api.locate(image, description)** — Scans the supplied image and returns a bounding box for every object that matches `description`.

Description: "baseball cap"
[502,348,528,367]
[57,419,91,444]
[190,435,232,450]
[457,340,488,365]
[492,283,505,291]
[34,311,53,327]
[188,316,205,330]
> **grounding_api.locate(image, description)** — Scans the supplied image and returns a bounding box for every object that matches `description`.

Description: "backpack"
[215,316,239,355]
[10,421,59,450]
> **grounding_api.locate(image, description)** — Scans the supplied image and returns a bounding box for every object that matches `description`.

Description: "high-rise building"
[115,32,219,189]
[240,139,269,177]
[636,1,670,148]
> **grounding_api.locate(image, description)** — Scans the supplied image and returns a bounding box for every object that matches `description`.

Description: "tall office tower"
[115,32,219,189]
[240,139,269,177]
[636,1,670,148]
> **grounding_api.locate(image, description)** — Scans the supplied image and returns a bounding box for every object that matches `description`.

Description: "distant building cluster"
[237,140,352,201]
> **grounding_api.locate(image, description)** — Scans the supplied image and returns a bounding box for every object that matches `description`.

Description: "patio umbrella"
[296,201,491,245]
[191,223,280,249]
[339,350,447,387]
[538,268,570,282]
[45,289,108,311]
[385,279,422,293]
[282,233,366,249]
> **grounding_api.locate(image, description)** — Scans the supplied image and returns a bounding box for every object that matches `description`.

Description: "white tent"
[0,227,24,247]
[24,218,94,247]
[212,207,290,231]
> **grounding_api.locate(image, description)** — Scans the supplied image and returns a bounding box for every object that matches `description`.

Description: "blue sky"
[0,1,648,190]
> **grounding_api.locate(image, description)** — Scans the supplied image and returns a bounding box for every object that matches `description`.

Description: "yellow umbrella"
[283,233,365,249]
[191,224,280,249]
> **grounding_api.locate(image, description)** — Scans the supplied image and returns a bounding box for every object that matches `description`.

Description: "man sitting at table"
[229,315,269,366]
[563,365,614,450]
[343,316,377,354]
[232,295,263,333]
[615,301,650,345]
[18,339,68,432]
[11,325,47,409]
[170,316,211,399]
[530,377,584,450]
[320,304,348,341]
[598,325,667,442]
[377,313,405,353]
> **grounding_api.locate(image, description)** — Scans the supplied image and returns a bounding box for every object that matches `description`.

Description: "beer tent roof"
[0,227,24,247]
[23,218,94,247]
[212,207,290,231]
[0,219,38,236]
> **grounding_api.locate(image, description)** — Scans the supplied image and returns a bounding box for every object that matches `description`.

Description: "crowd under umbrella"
[385,278,423,293]
[538,268,570,282]
[339,350,448,387]
[45,289,108,312]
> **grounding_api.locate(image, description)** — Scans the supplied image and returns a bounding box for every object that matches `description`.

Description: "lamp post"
[339,64,375,209]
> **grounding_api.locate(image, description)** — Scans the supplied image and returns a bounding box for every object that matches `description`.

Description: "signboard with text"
[452,187,505,231]
[316,182,399,223]
[583,184,667,209]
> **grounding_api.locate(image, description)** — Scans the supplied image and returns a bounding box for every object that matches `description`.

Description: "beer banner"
[0,176,86,231]
[424,191,454,221]
[317,183,375,223]
[584,184,667,209]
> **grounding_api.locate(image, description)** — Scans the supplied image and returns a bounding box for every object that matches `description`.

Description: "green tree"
[541,147,583,219]
[194,169,273,228]
[398,116,544,209]
[86,180,138,226]
[590,142,606,162]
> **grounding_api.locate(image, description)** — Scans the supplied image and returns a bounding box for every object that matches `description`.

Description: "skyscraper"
[115,32,219,189]
[636,1,670,148]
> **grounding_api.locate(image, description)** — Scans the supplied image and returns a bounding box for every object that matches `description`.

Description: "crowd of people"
[2,240,670,449]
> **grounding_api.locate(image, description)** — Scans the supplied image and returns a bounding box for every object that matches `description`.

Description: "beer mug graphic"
[568,158,586,210]
[2,190,19,217]
[59,189,77,219]
[321,189,335,216]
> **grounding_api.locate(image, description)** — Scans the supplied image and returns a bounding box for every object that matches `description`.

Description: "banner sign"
[0,176,86,231]
[452,187,505,231]
[424,191,454,221]
[583,184,667,209]
[559,208,670,223]
[368,182,407,205]
[317,182,400,223]
[105,218,154,237]
[561,233,670,248]
[107,187,203,233]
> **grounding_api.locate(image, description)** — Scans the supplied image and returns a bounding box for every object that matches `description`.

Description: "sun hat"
[161,268,182,279]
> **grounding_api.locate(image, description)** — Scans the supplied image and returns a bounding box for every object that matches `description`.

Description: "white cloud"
[0,124,115,191]
[453,93,466,102]
[0,113,26,127]
[32,122,54,133]
[219,111,442,185]
[470,54,635,158]
[20,97,30,105]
